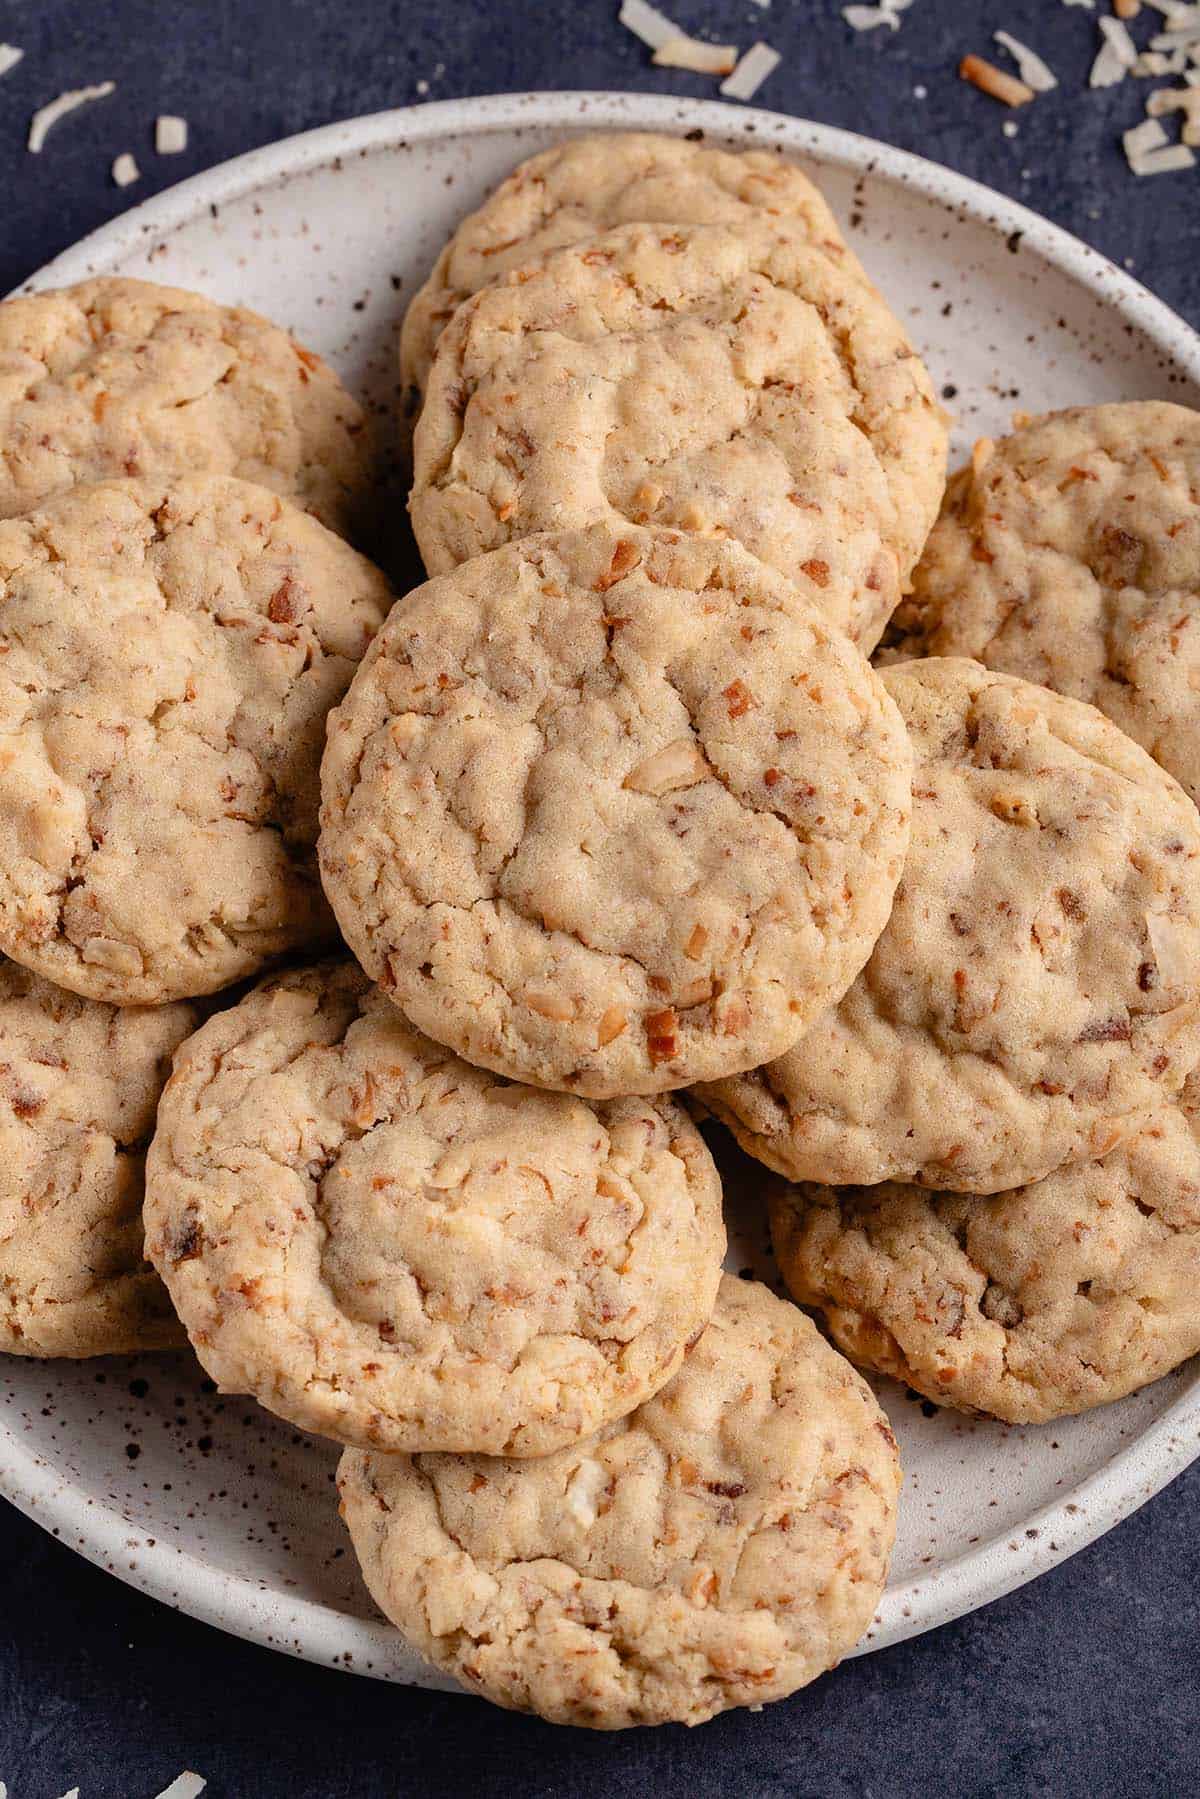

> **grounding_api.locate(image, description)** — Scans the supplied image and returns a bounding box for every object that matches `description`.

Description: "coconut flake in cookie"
[699,657,1200,1193]
[319,524,913,1097]
[145,960,725,1456]
[337,1274,901,1728]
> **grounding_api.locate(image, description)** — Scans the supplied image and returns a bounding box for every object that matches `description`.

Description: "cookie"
[884,403,1200,807]
[0,476,393,1004]
[401,132,854,398]
[319,524,913,1098]
[337,1274,900,1728]
[145,960,725,1455]
[0,277,370,536]
[771,1069,1200,1423]
[0,959,196,1358]
[699,657,1200,1193]
[410,221,946,650]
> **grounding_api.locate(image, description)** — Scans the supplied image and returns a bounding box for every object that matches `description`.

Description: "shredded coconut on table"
[112,151,140,187]
[27,81,116,152]
[719,39,781,98]
[994,29,1059,91]
[0,43,23,78]
[843,0,912,30]
[1090,15,1138,86]
[618,0,682,50]
[156,113,188,153]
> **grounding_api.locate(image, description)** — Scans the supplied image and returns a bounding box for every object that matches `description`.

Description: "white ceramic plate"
[3,90,1200,1690]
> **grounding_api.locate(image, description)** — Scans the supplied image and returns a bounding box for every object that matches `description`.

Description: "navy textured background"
[1,3,1198,1794]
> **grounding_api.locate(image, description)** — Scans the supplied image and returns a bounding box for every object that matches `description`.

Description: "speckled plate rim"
[4,89,1200,1686]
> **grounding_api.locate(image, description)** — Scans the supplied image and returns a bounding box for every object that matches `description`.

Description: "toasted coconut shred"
[27,80,116,152]
[720,40,781,99]
[960,54,1035,106]
[0,43,23,78]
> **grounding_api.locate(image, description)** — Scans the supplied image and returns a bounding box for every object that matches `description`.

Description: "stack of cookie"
[1,132,1198,1733]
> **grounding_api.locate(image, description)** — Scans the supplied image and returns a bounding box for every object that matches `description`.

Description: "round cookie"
[0,959,196,1358]
[400,131,855,398]
[0,277,371,536]
[884,403,1200,807]
[771,1070,1200,1423]
[337,1274,901,1729]
[145,960,726,1455]
[698,657,1200,1193]
[410,220,946,650]
[319,524,913,1098]
[0,475,393,1004]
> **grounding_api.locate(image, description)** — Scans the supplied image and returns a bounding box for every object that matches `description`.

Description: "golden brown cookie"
[699,657,1200,1193]
[319,524,913,1097]
[0,277,371,535]
[771,1069,1200,1423]
[337,1275,901,1728]
[411,221,946,649]
[884,403,1200,807]
[0,959,196,1358]
[401,131,854,396]
[0,476,393,1004]
[145,961,726,1455]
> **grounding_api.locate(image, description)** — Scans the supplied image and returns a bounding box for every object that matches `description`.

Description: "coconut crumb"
[112,151,140,188]
[0,43,23,78]
[1063,0,1095,8]
[994,30,1059,91]
[652,35,738,74]
[960,54,1036,106]
[27,81,116,153]
[156,113,188,154]
[720,41,781,99]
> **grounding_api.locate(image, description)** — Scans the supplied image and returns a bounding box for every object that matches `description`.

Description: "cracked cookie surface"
[319,524,913,1097]
[885,403,1200,805]
[400,132,855,398]
[771,1067,1200,1422]
[145,960,725,1455]
[0,277,371,536]
[699,657,1200,1193]
[0,959,196,1357]
[0,476,393,1004]
[337,1274,901,1729]
[410,220,946,650]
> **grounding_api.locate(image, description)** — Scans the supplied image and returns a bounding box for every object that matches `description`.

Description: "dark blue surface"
[1,3,1198,1794]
